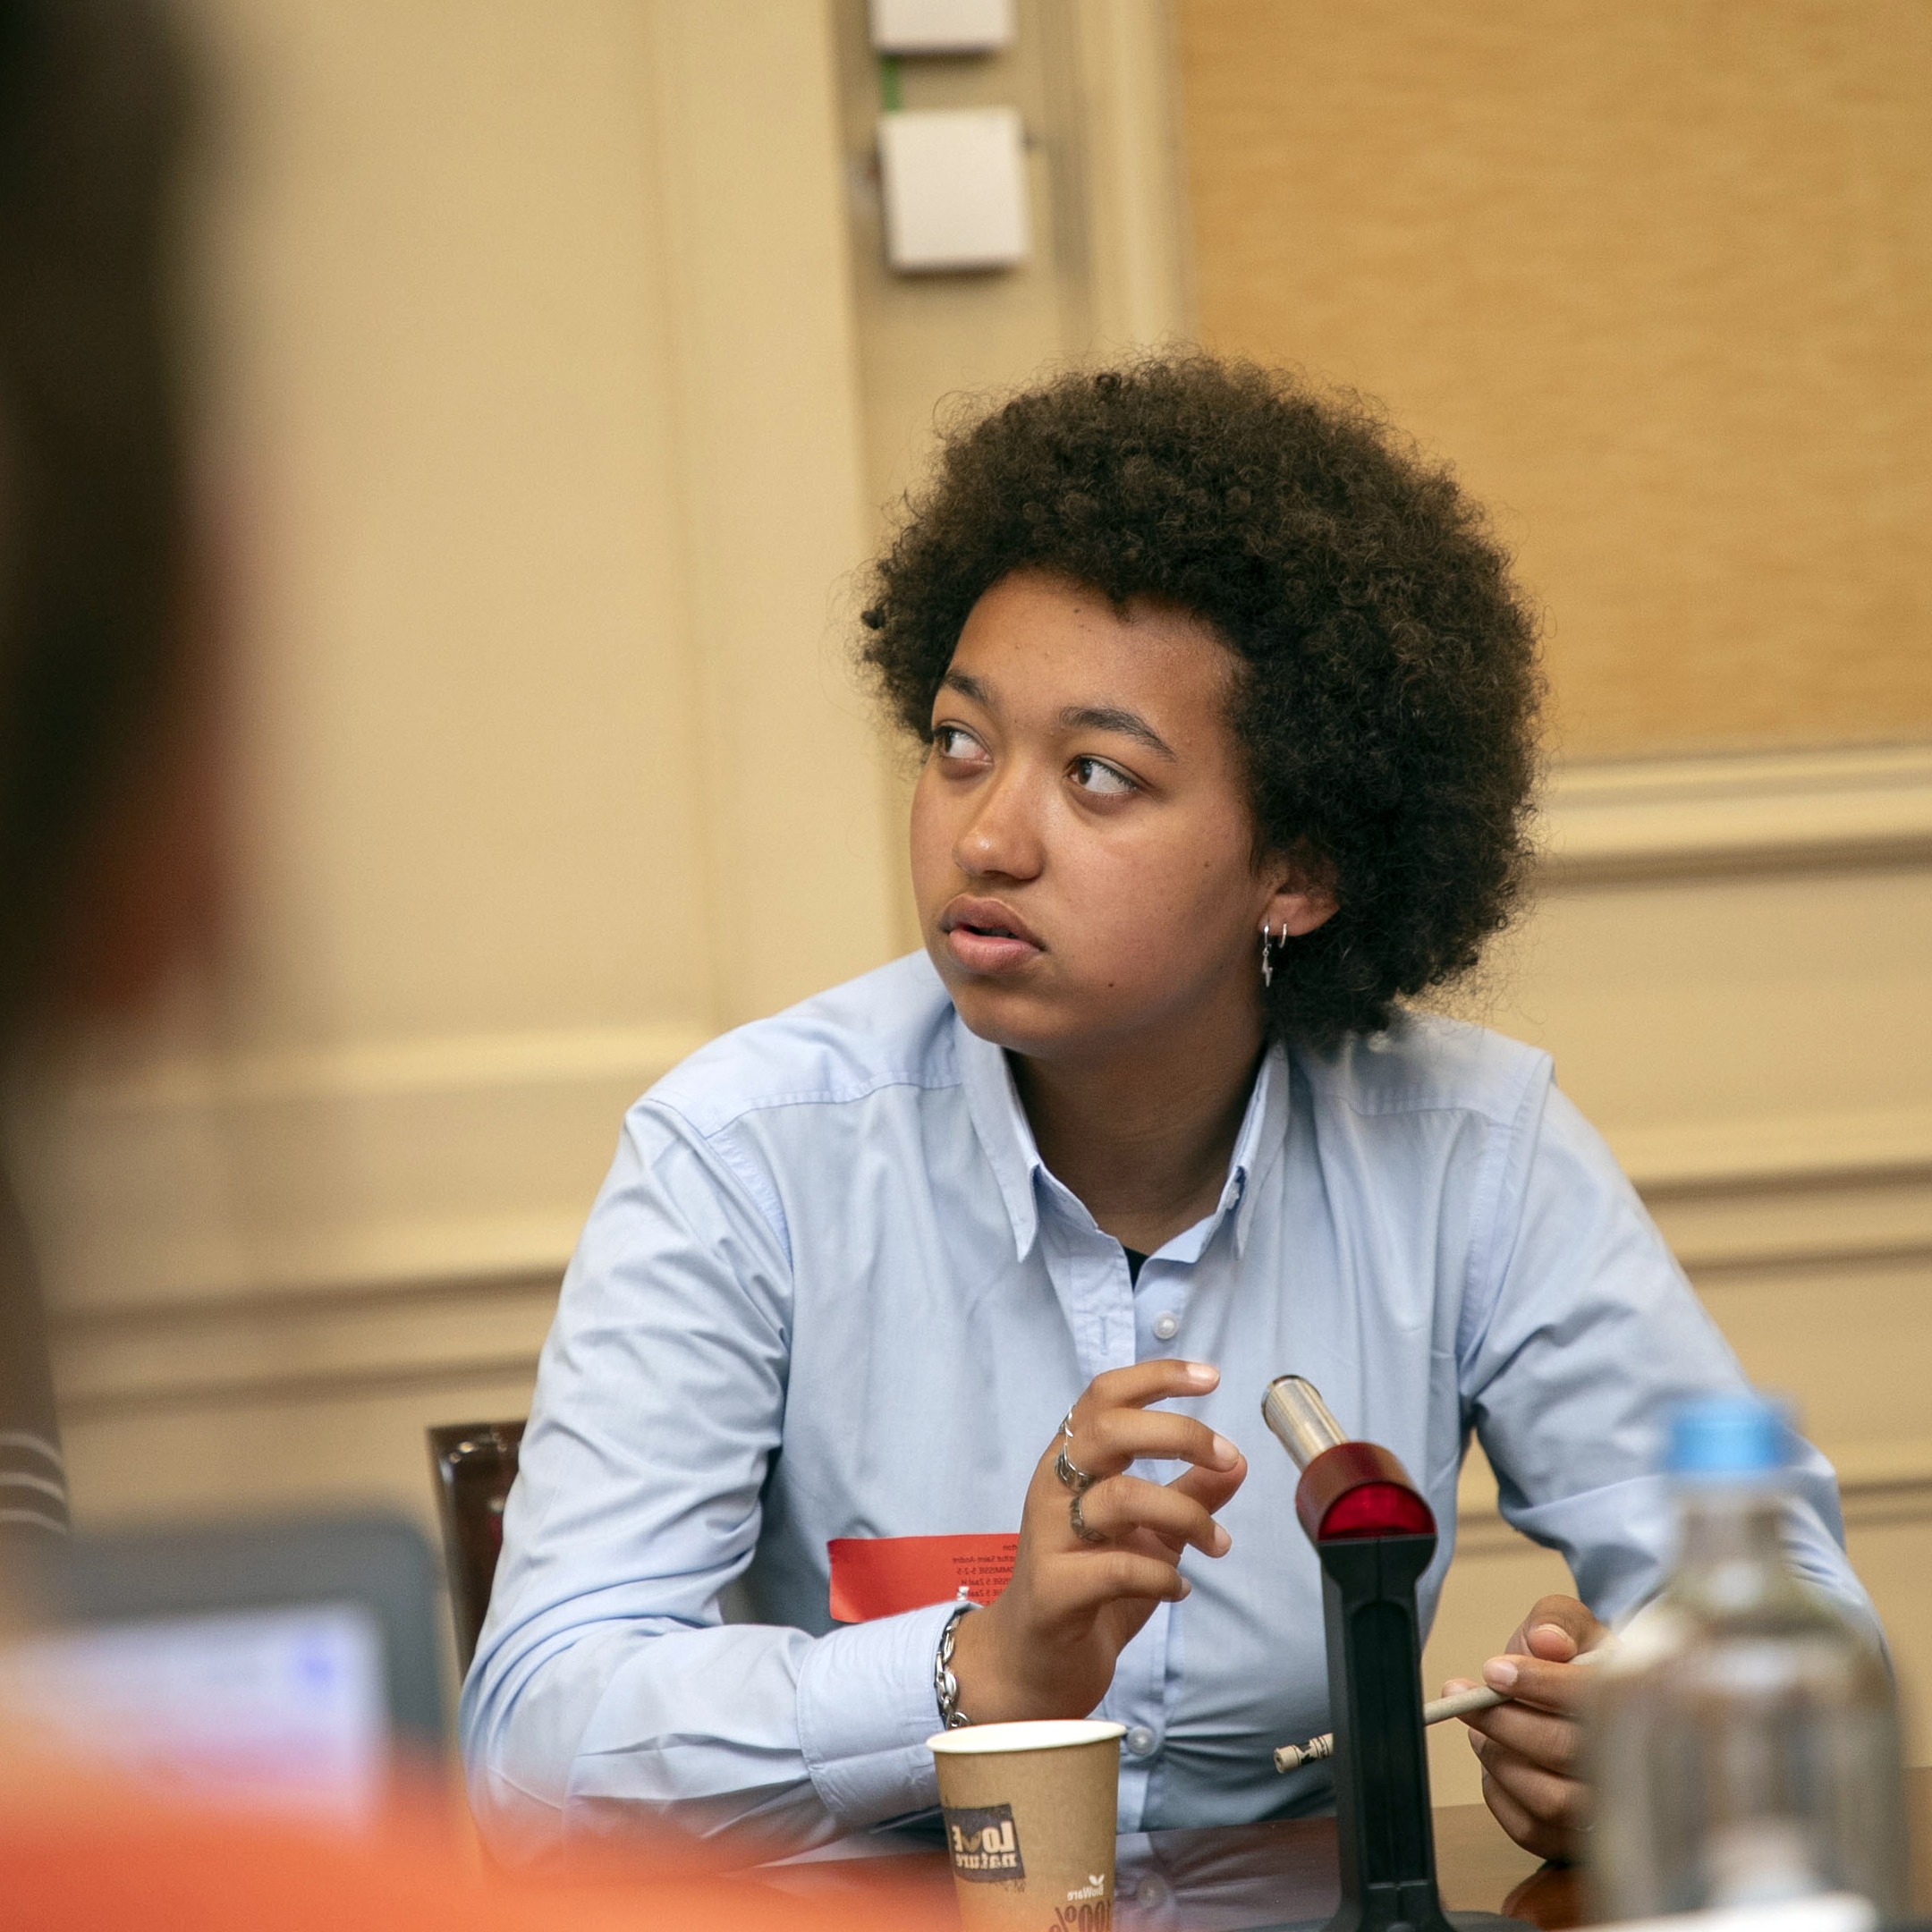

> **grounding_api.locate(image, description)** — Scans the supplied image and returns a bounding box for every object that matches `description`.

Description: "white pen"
[1274,1642,1610,1773]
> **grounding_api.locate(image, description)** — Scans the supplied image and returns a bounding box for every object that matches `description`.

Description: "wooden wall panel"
[1174,1,1932,758]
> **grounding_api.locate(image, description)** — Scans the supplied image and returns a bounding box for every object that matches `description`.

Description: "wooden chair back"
[425,1419,524,1673]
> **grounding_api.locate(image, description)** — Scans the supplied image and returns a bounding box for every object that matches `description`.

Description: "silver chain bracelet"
[934,1597,976,1729]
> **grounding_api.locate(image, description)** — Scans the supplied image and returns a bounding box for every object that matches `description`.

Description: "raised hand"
[948,1360,1247,1724]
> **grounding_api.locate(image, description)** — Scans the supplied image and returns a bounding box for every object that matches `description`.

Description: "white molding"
[1456,1439,1932,1557]
[1614,1106,1932,1197]
[1539,743,1932,885]
[57,1023,713,1116]
[26,1021,713,1312]
[50,1268,558,1422]
[34,1038,1932,1306]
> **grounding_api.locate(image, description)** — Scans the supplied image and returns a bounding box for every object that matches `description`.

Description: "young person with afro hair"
[465,357,1875,1870]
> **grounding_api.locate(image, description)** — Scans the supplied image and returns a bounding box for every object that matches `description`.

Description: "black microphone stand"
[1264,1375,1496,1932]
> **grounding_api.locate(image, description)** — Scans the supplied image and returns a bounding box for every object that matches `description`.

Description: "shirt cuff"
[796,1599,959,1829]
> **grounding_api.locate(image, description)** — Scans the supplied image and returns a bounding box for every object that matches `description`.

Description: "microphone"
[1261,1374,1454,1932]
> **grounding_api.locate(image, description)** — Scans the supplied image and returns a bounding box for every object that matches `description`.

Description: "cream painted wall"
[20,0,1931,1822]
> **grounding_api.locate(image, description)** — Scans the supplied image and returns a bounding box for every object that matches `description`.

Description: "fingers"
[1479,1651,1599,1720]
[1503,1593,1607,1661]
[1049,1546,1194,1614]
[1063,1473,1232,1558]
[1170,1452,1248,1518]
[1089,1406,1239,1475]
[1459,1630,1590,1868]
[1480,1595,1611,1726]
[1470,1726,1589,1835]
[1085,1360,1221,1411]
[1479,1763,1584,1866]
[1459,1690,1580,1774]
[1066,1398,1244,1483]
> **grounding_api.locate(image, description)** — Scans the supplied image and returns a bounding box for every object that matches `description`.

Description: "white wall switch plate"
[869,0,1014,55]
[877,106,1030,273]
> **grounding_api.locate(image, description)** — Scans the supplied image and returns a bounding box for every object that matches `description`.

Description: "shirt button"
[1151,1311,1180,1342]
[1126,1724,1157,1757]
[1136,1875,1171,1908]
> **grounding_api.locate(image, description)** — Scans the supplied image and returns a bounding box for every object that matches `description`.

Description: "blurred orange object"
[2,1796,944,1932]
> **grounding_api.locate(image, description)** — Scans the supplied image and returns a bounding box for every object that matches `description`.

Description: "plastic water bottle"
[1588,1394,1906,1922]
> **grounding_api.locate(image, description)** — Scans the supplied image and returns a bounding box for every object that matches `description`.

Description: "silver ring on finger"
[1069,1490,1109,1545]
[1055,1404,1096,1494]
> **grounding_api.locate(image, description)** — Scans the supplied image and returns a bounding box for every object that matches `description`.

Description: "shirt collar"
[954,1013,1045,1259]
[953,1008,1288,1264]
[1227,1041,1288,1258]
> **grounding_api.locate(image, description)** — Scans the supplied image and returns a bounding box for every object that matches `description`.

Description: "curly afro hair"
[858,353,1544,1047]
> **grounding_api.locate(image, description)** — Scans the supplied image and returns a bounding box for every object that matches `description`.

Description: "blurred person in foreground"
[0,0,215,1552]
[0,5,919,1926]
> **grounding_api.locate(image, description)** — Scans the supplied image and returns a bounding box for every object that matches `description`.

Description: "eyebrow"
[937,671,1178,762]
[1059,703,1177,761]
[939,668,993,708]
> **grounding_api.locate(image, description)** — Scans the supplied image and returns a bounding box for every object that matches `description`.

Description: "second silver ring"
[1069,1490,1109,1545]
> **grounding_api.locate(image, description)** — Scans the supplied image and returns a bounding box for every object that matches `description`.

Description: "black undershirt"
[1123,1246,1148,1284]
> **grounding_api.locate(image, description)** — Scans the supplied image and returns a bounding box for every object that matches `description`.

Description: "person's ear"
[1262,845,1338,939]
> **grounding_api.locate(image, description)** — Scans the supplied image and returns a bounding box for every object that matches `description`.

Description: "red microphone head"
[1294,1440,1436,1545]
[1261,1375,1436,1546]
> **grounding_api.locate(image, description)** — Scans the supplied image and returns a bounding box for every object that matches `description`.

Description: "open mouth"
[940,898,1044,967]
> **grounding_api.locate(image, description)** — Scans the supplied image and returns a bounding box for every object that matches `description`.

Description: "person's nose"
[953,764,1045,883]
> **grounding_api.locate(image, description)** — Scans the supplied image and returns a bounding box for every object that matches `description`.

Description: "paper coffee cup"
[928,1719,1125,1932]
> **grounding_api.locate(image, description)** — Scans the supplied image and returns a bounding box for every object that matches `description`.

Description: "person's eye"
[1070,755,1138,798]
[930,724,988,765]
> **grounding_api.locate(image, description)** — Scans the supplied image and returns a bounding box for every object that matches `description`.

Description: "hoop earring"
[1259,920,1278,988]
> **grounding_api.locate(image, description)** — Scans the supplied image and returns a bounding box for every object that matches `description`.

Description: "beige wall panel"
[183,0,894,1051]
[59,1366,545,1724]
[23,1028,708,1309]
[643,1,898,1027]
[1174,1,1932,757]
[60,1368,539,1538]
[836,0,1191,526]
[187,0,715,1049]
[1693,1257,1932,1464]
[836,0,1093,528]
[1487,864,1932,1144]
[53,1275,558,1421]
[1419,792,1932,1797]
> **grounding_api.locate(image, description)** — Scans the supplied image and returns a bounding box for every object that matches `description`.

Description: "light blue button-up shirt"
[461,953,1872,1865]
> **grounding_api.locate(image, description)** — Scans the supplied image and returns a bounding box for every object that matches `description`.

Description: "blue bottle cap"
[1665,1394,1796,1479]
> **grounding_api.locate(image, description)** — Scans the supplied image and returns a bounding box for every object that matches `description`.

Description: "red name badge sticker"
[826,1534,1019,1623]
